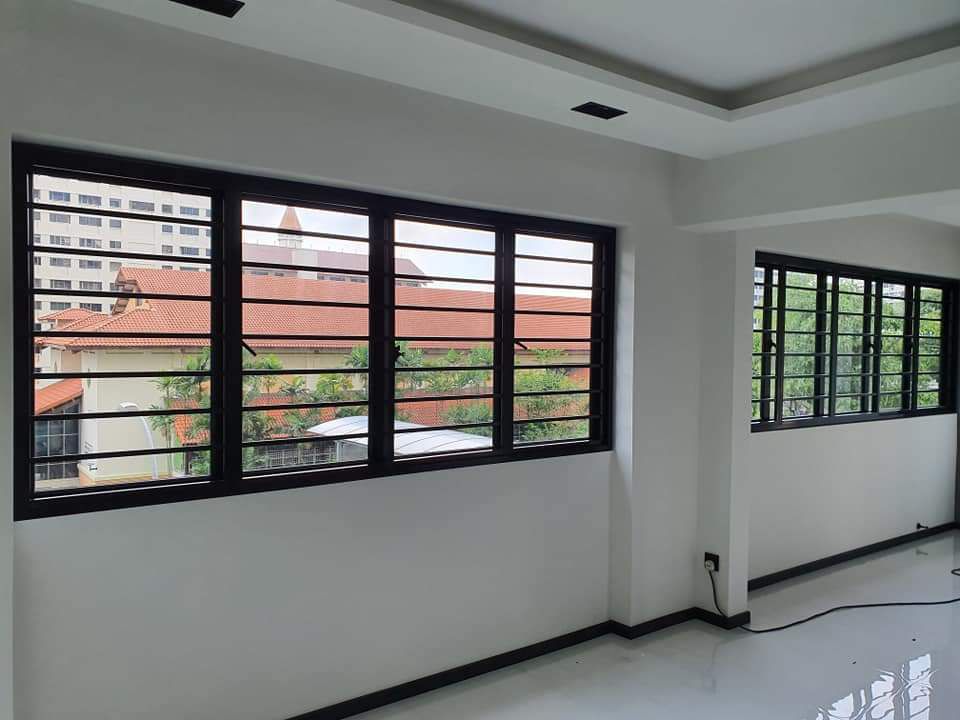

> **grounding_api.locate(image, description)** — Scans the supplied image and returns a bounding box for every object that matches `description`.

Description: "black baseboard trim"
[291,603,752,720]
[748,522,959,592]
[609,608,697,639]
[288,622,613,720]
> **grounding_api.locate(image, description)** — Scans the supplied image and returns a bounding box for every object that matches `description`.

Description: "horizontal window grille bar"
[393,422,495,434]
[399,365,494,373]
[513,414,597,425]
[241,260,369,276]
[241,433,367,448]
[512,389,598,398]
[394,272,494,286]
[34,370,210,380]
[782,395,829,402]
[513,281,593,291]
[512,309,597,318]
[242,367,369,376]
[33,477,212,500]
[513,337,597,344]
[392,304,496,314]
[241,459,368,479]
[242,334,369,342]
[392,447,495,462]
[34,288,211,302]
[242,297,368,309]
[393,241,495,257]
[33,407,210,422]
[241,223,367,243]
[834,393,873,399]
[782,352,830,357]
[393,213,496,232]
[395,336,495,343]
[31,244,213,265]
[36,330,212,339]
[241,400,367,412]
[513,438,592,450]
[514,253,593,265]
[32,444,213,464]
[515,363,598,370]
[394,392,495,404]
[511,228,597,244]
[30,201,212,226]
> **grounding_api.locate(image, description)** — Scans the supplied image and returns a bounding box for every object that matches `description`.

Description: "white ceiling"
[402,0,960,95]
[71,0,960,159]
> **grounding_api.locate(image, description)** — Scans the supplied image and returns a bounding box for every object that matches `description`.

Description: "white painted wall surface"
[1,1,702,718]
[737,216,960,580]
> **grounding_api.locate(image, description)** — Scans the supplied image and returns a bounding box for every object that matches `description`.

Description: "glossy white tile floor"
[358,531,960,719]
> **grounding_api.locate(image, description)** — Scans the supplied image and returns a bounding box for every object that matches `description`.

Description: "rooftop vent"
[169,0,245,18]
[571,102,627,120]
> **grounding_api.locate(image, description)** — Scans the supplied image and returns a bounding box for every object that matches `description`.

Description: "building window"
[109,219,122,229]
[79,281,102,291]
[129,200,155,212]
[752,252,957,430]
[78,194,101,206]
[48,302,70,311]
[109,240,122,249]
[109,198,121,208]
[14,143,613,520]
[78,303,103,312]
[50,279,72,290]
[48,191,71,202]
[49,235,70,246]
[48,257,70,268]
[180,226,200,236]
[78,237,102,249]
[161,225,173,234]
[79,216,102,227]
[78,259,102,270]
[32,189,40,201]
[180,205,201,216]
[49,213,70,224]
[109,262,121,272]
[162,204,174,214]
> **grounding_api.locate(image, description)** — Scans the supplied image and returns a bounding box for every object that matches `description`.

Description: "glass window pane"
[514,419,588,445]
[34,450,209,494]
[516,234,592,261]
[398,220,494,252]
[515,393,590,421]
[395,369,493,399]
[398,398,494,428]
[242,200,368,238]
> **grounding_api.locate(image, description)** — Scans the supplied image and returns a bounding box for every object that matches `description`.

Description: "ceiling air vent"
[169,0,245,18]
[571,102,627,120]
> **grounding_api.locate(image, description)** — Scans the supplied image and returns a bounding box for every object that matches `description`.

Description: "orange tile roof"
[35,378,83,414]
[38,307,97,322]
[38,268,592,351]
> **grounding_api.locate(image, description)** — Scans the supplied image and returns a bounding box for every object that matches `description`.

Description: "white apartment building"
[31,174,213,319]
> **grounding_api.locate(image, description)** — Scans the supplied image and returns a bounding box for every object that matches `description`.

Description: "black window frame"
[752,251,958,432]
[13,143,615,519]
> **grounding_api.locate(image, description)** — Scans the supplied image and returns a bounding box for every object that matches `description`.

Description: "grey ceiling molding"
[386,0,960,110]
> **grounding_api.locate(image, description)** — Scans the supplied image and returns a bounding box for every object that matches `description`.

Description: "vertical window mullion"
[369,209,390,467]
[901,283,915,411]
[860,279,873,414]
[813,272,828,416]
[774,267,787,424]
[497,228,515,452]
[871,281,883,413]
[759,266,774,422]
[13,151,34,515]
[828,273,839,416]
[218,187,240,485]
[589,233,607,443]
[909,284,921,411]
[940,286,953,409]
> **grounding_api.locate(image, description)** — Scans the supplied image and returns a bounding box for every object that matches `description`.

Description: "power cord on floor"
[707,567,960,635]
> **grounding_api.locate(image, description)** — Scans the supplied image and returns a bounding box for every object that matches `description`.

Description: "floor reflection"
[810,654,934,720]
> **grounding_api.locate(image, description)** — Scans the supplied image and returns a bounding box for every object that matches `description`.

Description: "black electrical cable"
[708,567,960,635]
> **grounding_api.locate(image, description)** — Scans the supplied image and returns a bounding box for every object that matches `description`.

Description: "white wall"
[737,216,960,580]
[1,1,704,718]
[673,103,960,232]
